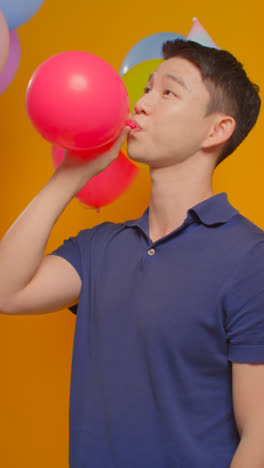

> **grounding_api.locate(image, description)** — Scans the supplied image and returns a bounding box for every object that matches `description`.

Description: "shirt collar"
[122,192,239,230]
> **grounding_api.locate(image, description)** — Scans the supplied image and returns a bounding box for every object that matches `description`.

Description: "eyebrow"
[148,72,188,91]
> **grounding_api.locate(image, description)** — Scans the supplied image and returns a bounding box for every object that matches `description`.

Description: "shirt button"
[148,248,155,256]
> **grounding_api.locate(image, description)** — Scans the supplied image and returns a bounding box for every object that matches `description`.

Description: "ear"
[202,114,236,150]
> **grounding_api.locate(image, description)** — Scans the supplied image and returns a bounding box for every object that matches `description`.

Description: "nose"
[132,93,153,117]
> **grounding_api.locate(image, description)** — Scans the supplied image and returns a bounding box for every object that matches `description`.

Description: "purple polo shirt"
[49,192,264,468]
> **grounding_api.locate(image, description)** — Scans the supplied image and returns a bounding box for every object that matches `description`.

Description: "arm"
[0,164,88,312]
[0,125,131,313]
[230,362,264,468]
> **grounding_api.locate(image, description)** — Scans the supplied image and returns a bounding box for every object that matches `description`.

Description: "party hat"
[187,18,220,49]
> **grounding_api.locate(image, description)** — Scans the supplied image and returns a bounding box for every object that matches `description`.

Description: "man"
[1,40,263,467]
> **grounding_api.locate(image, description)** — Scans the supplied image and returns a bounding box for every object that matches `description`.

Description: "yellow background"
[0,1,263,466]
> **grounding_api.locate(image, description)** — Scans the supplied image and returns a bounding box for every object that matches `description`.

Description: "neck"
[148,154,215,238]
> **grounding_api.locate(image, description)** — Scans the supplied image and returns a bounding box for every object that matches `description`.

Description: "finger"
[111,125,130,150]
[119,126,131,145]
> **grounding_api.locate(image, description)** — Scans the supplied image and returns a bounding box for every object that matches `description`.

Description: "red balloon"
[52,146,139,209]
[26,52,130,151]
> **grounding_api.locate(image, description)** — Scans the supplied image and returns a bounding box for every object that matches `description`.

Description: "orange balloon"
[52,145,139,209]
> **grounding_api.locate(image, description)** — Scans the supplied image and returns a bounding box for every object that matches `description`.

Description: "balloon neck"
[125,120,136,129]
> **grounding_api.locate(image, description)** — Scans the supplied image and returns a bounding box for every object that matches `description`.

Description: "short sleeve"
[47,234,82,315]
[224,241,264,363]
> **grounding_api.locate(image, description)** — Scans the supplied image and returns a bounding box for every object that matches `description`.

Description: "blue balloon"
[120,32,186,76]
[0,0,45,30]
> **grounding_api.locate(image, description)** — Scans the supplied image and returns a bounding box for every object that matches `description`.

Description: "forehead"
[153,57,204,88]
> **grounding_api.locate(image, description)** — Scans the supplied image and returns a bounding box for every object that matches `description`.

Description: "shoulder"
[226,211,264,250]
[236,212,264,235]
[76,219,128,246]
[234,212,264,262]
[221,214,264,297]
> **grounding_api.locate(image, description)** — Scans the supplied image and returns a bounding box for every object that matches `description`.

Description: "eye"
[143,87,175,96]
[164,89,174,96]
[143,86,151,94]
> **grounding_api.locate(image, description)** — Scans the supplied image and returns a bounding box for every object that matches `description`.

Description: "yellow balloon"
[121,58,163,171]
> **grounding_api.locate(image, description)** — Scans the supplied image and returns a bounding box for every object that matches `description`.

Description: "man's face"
[127,57,215,168]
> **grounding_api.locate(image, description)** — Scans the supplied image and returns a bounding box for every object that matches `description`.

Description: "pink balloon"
[0,29,21,95]
[52,145,139,209]
[0,10,10,75]
[26,52,130,151]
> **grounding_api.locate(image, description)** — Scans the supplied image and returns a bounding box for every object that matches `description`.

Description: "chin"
[126,147,146,164]
[127,154,148,165]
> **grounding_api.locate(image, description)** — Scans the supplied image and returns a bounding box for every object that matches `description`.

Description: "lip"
[130,127,142,133]
[130,120,143,130]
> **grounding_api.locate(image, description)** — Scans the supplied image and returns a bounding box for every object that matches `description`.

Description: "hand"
[60,121,132,179]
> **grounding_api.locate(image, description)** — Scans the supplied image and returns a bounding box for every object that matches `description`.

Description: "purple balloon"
[0,29,21,95]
